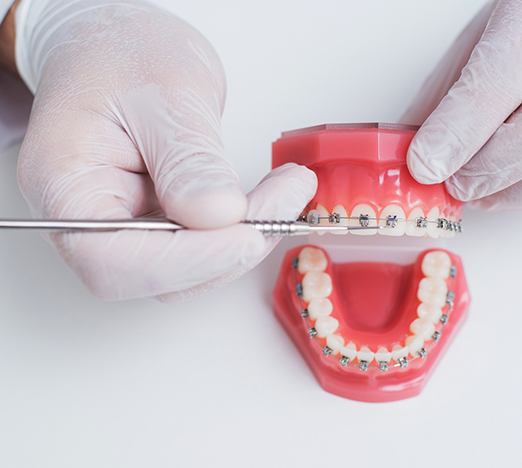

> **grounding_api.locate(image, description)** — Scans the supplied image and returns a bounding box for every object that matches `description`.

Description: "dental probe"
[0,219,383,236]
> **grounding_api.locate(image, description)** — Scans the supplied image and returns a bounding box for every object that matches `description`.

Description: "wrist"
[0,0,18,75]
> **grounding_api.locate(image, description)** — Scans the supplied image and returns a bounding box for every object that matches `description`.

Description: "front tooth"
[298,247,328,274]
[302,271,332,301]
[331,204,348,235]
[357,346,375,363]
[326,334,344,355]
[405,334,425,356]
[375,346,392,362]
[378,204,406,236]
[315,204,330,235]
[417,277,447,307]
[340,341,357,360]
[315,316,339,337]
[405,207,426,237]
[421,250,451,279]
[427,207,440,238]
[417,303,443,324]
[409,318,436,340]
[348,204,378,236]
[307,298,333,319]
[391,344,409,361]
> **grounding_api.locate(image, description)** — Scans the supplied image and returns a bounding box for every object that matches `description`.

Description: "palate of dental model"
[296,247,455,372]
[406,207,426,237]
[348,204,378,236]
[298,246,328,274]
[302,271,332,301]
[421,250,451,279]
[378,205,406,236]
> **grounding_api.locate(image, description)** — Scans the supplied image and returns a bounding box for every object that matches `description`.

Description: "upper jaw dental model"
[271,123,470,402]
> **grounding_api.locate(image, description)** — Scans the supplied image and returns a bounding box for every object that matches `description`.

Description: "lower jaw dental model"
[272,123,471,402]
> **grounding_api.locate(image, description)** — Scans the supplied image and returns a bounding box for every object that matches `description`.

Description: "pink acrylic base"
[272,246,471,403]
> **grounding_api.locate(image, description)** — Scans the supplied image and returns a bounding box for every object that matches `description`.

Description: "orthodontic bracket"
[322,346,333,356]
[385,215,399,228]
[339,356,350,367]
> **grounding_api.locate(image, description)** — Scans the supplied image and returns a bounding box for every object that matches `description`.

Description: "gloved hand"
[13,0,317,300]
[407,0,522,210]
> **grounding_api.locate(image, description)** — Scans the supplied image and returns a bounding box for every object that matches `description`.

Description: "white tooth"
[326,334,344,355]
[405,334,425,356]
[427,207,440,238]
[331,204,348,235]
[348,204,378,236]
[375,346,392,362]
[298,247,328,274]
[307,298,333,319]
[315,316,339,337]
[421,250,451,279]
[340,341,357,360]
[357,346,375,363]
[378,204,406,236]
[302,271,332,301]
[417,303,443,324]
[405,207,426,237]
[391,344,409,361]
[409,318,436,340]
[316,204,330,235]
[417,277,447,307]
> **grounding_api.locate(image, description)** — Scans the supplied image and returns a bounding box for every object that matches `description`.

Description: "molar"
[378,204,406,236]
[405,207,427,237]
[302,271,332,301]
[348,203,378,236]
[422,250,451,279]
[417,277,447,307]
[297,247,327,274]
[307,298,333,319]
[315,316,339,337]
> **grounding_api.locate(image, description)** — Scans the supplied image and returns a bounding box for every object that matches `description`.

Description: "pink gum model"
[271,124,471,402]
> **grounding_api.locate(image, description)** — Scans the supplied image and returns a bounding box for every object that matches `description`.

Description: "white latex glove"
[407,0,522,210]
[14,0,317,301]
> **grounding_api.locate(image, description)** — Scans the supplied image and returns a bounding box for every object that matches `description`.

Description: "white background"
[1,1,520,467]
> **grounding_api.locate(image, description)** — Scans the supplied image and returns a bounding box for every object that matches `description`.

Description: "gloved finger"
[446,108,522,201]
[156,163,317,302]
[407,0,522,184]
[117,20,246,230]
[469,180,522,211]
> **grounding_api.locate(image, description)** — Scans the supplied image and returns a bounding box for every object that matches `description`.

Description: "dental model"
[272,123,470,402]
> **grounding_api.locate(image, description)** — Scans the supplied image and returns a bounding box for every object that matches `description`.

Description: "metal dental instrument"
[0,218,383,236]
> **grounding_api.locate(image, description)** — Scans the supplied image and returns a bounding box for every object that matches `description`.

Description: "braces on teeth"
[292,248,457,372]
[302,212,463,233]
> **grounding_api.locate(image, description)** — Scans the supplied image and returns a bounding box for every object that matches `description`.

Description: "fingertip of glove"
[167,184,248,229]
[407,138,447,185]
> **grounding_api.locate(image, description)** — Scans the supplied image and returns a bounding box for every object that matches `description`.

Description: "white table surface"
[1,1,520,467]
